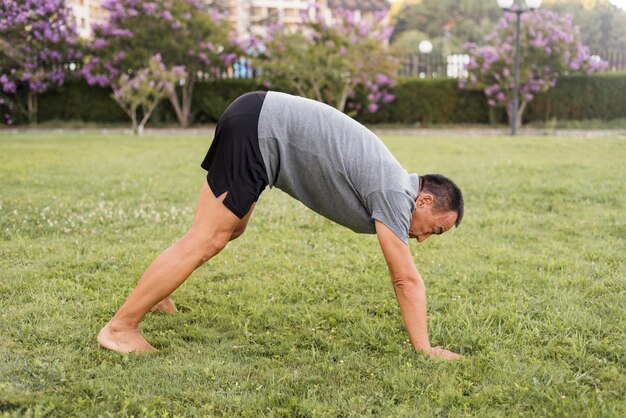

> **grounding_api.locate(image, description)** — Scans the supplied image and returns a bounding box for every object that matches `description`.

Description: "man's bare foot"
[429,346,463,360]
[97,321,157,354]
[150,296,177,314]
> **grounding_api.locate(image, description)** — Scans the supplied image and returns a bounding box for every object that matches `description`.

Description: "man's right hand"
[429,346,462,360]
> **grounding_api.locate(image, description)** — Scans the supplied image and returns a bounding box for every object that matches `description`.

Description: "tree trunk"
[27,89,38,126]
[505,99,528,129]
[180,73,195,128]
[289,79,307,98]
[137,99,164,136]
[336,86,350,113]
[488,107,498,125]
[168,88,184,126]
[517,100,527,129]
[168,73,196,128]
[505,101,512,126]
[310,79,322,103]
[131,107,139,135]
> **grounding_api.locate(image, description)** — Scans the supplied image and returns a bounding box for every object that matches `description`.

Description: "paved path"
[371,128,626,138]
[1,126,625,138]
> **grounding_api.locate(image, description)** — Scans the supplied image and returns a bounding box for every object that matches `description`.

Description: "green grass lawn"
[1,132,624,417]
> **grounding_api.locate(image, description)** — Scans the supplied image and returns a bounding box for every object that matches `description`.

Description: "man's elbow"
[391,274,424,293]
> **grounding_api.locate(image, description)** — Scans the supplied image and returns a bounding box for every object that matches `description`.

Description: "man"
[98,91,464,360]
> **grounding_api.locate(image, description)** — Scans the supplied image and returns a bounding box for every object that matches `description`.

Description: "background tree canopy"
[391,0,626,55]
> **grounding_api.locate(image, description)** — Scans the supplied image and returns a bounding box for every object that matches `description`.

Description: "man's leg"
[98,180,254,353]
[150,201,257,314]
[150,295,178,314]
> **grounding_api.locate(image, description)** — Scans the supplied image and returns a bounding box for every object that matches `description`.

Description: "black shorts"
[200,91,269,218]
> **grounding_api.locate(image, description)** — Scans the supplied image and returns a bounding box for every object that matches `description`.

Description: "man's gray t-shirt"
[257,91,420,245]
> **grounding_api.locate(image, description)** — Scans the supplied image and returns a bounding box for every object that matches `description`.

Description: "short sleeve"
[366,190,416,245]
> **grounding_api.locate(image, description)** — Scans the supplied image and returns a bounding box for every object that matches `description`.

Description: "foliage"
[357,77,488,125]
[390,29,433,56]
[526,72,626,122]
[1,132,625,416]
[254,6,397,114]
[33,78,262,125]
[358,73,626,125]
[82,0,238,127]
[461,9,608,127]
[0,0,80,125]
[190,79,261,123]
[11,73,626,127]
[35,77,127,124]
[392,0,626,57]
[392,0,504,54]
[111,54,186,135]
[544,0,626,53]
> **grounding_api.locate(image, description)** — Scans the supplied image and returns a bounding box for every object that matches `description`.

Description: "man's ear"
[416,193,434,208]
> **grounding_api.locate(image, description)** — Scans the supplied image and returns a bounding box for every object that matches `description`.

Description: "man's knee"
[229,225,247,241]
[183,230,231,264]
[201,234,230,262]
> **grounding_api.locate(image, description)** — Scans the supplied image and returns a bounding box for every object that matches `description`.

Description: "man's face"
[408,194,457,242]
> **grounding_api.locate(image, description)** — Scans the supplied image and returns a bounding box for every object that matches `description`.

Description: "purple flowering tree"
[254,6,397,114]
[112,54,186,135]
[0,0,80,125]
[461,9,608,128]
[83,0,239,127]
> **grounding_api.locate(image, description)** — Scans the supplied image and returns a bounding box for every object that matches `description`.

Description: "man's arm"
[374,220,461,360]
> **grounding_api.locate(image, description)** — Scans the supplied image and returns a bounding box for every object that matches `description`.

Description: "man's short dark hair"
[421,174,464,227]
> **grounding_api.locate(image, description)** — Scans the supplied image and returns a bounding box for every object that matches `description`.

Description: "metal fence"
[601,50,626,72]
[75,50,621,81]
[396,50,626,78]
[397,54,469,79]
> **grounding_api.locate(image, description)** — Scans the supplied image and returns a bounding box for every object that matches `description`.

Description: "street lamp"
[418,40,433,54]
[418,40,433,78]
[497,0,542,135]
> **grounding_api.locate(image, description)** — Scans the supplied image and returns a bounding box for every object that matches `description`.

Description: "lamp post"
[497,0,542,135]
[418,40,433,78]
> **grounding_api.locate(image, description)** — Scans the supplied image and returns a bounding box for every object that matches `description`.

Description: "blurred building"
[66,0,390,40]
[387,0,420,22]
[66,0,108,38]
[212,0,390,40]
[327,0,391,19]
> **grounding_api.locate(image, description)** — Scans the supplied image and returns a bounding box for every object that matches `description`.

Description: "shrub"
[20,73,626,127]
[356,78,489,125]
[37,78,126,123]
[527,73,626,122]
[357,73,625,125]
[36,78,261,125]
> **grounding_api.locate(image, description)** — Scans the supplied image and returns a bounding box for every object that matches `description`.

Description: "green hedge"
[148,78,261,124]
[24,72,626,126]
[355,78,490,125]
[526,73,626,122]
[356,73,626,125]
[36,77,261,125]
[38,77,127,123]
